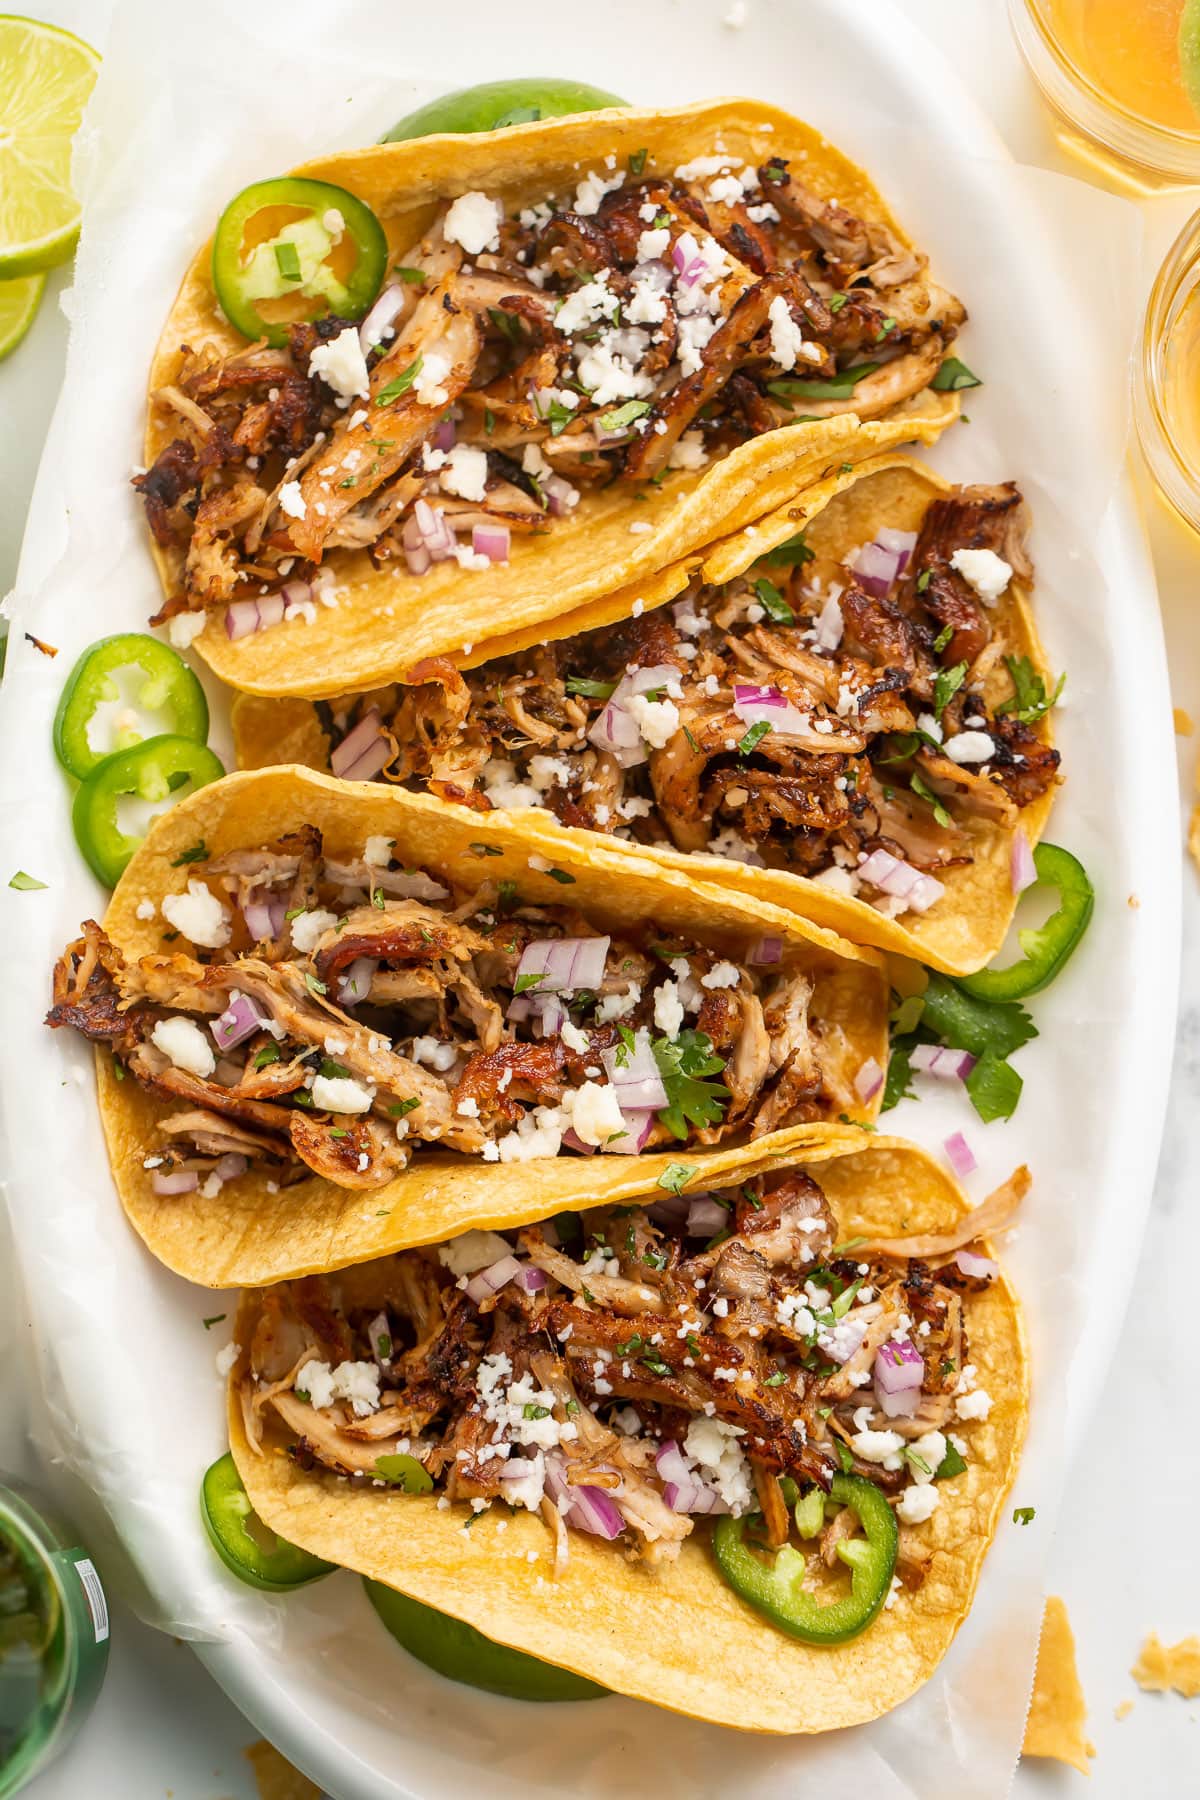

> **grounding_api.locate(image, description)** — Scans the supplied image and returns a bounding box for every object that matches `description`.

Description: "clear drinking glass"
[1010,0,1200,189]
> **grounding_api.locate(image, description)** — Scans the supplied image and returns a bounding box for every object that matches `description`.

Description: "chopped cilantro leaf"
[375,357,423,405]
[995,655,1065,725]
[768,362,879,404]
[253,1042,281,1070]
[931,356,982,392]
[8,870,46,890]
[628,147,648,175]
[514,971,545,994]
[910,771,951,828]
[763,530,814,568]
[388,1097,420,1117]
[935,1441,968,1480]
[932,622,953,651]
[202,1313,226,1330]
[566,676,616,699]
[598,399,652,434]
[469,841,504,857]
[170,841,208,866]
[965,1050,1023,1122]
[1012,1505,1036,1526]
[657,1161,698,1195]
[545,867,575,884]
[652,1030,730,1139]
[881,1037,916,1112]
[738,719,774,757]
[921,972,1036,1060]
[933,660,968,718]
[753,576,793,624]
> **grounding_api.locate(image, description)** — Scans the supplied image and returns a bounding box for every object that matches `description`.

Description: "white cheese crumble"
[684,1417,753,1514]
[700,961,740,990]
[443,191,502,255]
[945,730,996,765]
[411,1034,458,1072]
[167,612,207,651]
[955,1387,994,1421]
[296,1358,381,1417]
[363,835,394,868]
[595,982,641,1023]
[278,481,306,520]
[438,442,489,502]
[627,692,680,749]
[311,1074,373,1113]
[896,1482,940,1525]
[653,979,685,1039]
[161,880,231,949]
[950,547,1012,605]
[567,1079,627,1148]
[667,430,708,470]
[413,351,451,407]
[151,1015,216,1080]
[308,326,370,402]
[849,1428,906,1470]
[289,908,338,953]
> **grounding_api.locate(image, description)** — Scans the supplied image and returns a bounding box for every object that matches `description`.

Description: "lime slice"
[383,77,627,142]
[0,269,43,361]
[0,15,100,277]
[364,1581,609,1702]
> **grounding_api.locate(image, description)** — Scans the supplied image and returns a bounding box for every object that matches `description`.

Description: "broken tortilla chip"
[1023,1595,1095,1774]
[245,1739,323,1800]
[1132,1632,1200,1700]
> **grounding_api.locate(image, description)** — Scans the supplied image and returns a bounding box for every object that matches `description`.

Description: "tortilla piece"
[1131,1632,1200,1699]
[244,1741,322,1800]
[230,1134,1027,1734]
[93,765,886,1287]
[1023,1596,1095,1774]
[146,98,959,699]
[234,456,1057,976]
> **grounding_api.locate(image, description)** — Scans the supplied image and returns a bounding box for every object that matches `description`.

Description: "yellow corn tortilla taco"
[138,98,963,699]
[229,1136,1029,1733]
[48,765,888,1288]
[233,456,1059,976]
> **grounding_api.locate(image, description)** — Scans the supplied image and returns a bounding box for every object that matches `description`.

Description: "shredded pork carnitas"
[236,1164,1019,1575]
[324,483,1059,911]
[136,148,964,629]
[46,829,856,1192]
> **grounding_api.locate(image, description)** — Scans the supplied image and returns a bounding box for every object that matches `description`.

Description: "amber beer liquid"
[1012,0,1200,186]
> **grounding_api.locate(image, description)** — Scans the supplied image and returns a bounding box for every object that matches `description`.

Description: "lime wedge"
[0,269,43,361]
[1180,0,1200,123]
[0,15,100,277]
[383,77,627,142]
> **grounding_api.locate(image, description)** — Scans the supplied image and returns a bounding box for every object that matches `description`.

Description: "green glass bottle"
[0,1482,110,1796]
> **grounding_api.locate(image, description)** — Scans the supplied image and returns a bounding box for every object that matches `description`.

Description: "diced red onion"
[210,994,266,1052]
[600,1034,667,1111]
[856,848,946,915]
[514,1265,548,1293]
[279,580,311,614]
[337,957,378,1006]
[671,240,707,288]
[875,527,918,571]
[330,709,391,781]
[530,994,566,1038]
[814,591,844,652]
[506,994,533,1025]
[852,538,905,599]
[647,1193,689,1227]
[225,599,261,641]
[654,1440,691,1484]
[732,683,810,736]
[151,1169,198,1196]
[686,1195,727,1237]
[242,893,285,941]
[544,1455,624,1539]
[358,282,406,353]
[749,933,783,965]
[258,591,287,628]
[561,1127,598,1155]
[431,415,457,452]
[854,1057,884,1102]
[213,1153,248,1183]
[873,1337,925,1417]
[587,664,678,770]
[1010,829,1037,896]
[602,1110,654,1154]
[909,1043,976,1083]
[367,1310,393,1361]
[515,935,610,996]
[413,498,458,562]
[465,1254,522,1304]
[543,473,578,516]
[955,1248,998,1282]
[944,1131,978,1179]
[472,523,511,565]
[663,1479,730,1515]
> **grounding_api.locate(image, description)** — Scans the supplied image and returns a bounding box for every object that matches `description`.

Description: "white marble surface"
[2,0,1199,1793]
